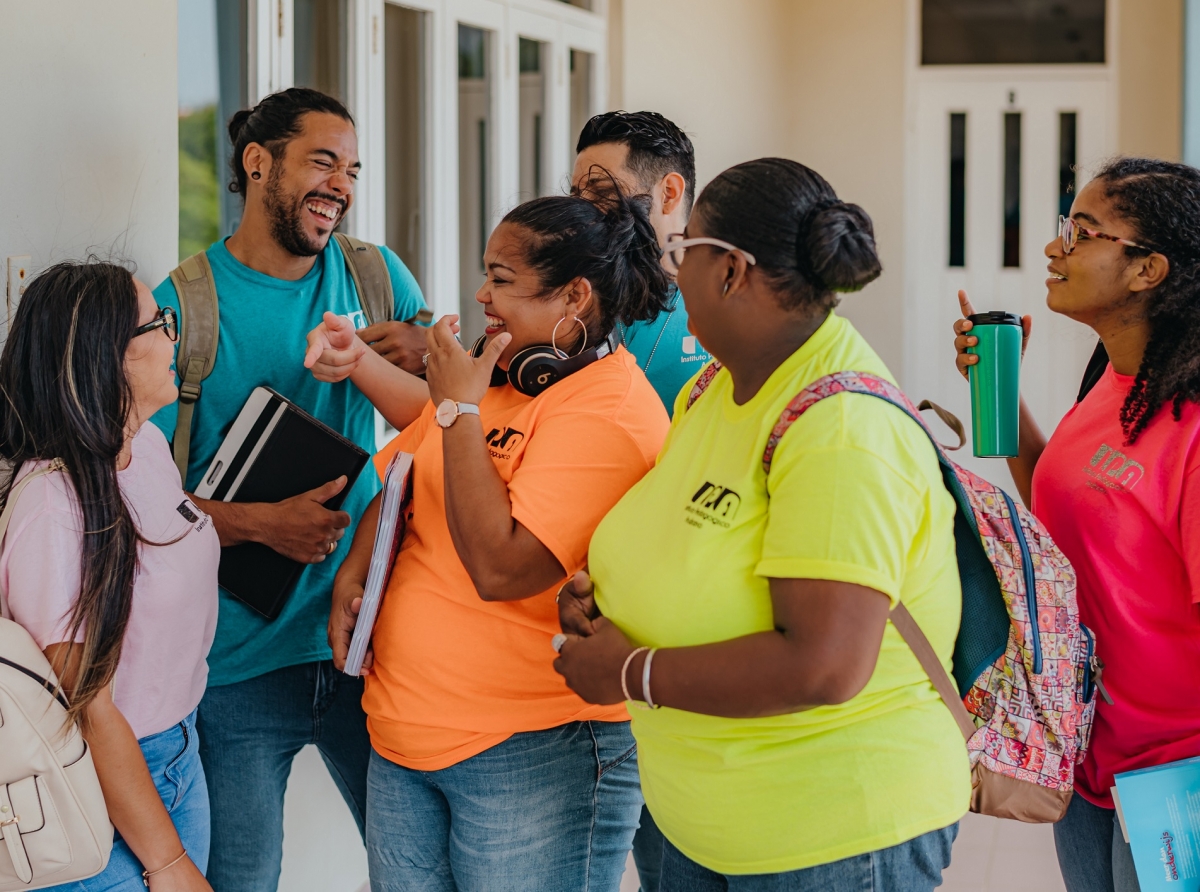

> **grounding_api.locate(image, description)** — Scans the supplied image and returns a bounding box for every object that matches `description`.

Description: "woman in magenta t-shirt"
[953,157,1200,892]
[0,262,218,891]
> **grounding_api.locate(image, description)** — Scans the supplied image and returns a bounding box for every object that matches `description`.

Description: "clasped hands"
[303,312,510,406]
[553,571,641,706]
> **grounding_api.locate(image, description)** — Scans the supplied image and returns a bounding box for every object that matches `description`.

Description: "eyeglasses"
[133,306,178,342]
[1058,215,1152,256]
[664,233,757,272]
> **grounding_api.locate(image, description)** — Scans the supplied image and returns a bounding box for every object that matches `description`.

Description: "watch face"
[435,399,458,428]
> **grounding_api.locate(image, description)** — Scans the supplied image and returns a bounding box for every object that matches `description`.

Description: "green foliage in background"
[179,105,219,261]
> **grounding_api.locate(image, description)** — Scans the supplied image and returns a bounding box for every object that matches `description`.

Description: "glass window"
[559,0,593,9]
[1003,112,1021,268]
[569,49,594,158]
[178,0,248,261]
[294,0,349,103]
[948,112,966,268]
[1059,112,1078,221]
[922,0,1105,65]
[385,4,427,291]
[458,25,492,348]
[518,38,548,200]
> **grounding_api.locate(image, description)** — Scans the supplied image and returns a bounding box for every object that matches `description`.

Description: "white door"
[905,71,1112,488]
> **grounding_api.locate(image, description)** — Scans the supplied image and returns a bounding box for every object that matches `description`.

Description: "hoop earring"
[551,315,587,359]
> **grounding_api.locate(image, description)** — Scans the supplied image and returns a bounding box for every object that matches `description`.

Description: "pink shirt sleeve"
[1,478,86,648]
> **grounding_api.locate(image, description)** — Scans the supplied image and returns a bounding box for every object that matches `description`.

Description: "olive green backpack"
[167,233,431,483]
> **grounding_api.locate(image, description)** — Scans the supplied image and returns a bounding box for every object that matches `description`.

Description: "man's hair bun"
[801,201,882,294]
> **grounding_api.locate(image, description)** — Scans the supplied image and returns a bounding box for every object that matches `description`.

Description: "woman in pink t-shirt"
[953,158,1200,892]
[0,261,218,891]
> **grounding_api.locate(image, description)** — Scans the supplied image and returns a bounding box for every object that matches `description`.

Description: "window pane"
[558,0,593,9]
[569,50,594,160]
[385,5,427,291]
[922,0,1105,65]
[295,0,348,103]
[1059,112,1078,221]
[178,0,247,261]
[459,25,492,348]
[519,38,548,200]
[949,112,966,267]
[1003,112,1021,268]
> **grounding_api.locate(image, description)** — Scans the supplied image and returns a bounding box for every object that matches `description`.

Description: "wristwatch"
[435,399,480,429]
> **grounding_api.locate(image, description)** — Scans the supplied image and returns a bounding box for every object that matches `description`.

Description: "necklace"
[619,301,676,376]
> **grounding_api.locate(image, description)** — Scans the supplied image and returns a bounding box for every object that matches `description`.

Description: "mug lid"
[968,311,1021,326]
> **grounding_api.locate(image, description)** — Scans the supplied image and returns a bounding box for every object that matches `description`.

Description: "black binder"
[194,387,369,620]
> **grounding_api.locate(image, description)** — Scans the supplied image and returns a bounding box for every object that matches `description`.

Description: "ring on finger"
[327,540,337,555]
[422,353,430,366]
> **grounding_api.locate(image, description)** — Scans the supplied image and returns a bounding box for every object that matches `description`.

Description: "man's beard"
[263,166,341,257]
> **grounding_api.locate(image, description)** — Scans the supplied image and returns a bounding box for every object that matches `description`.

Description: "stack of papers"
[1113,757,1200,891]
[344,451,414,677]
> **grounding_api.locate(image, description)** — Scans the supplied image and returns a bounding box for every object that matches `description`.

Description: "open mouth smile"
[305,199,341,224]
[484,314,506,334]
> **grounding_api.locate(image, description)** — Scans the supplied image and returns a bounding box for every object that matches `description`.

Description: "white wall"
[0,2,179,300]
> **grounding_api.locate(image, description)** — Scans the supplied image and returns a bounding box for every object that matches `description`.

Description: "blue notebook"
[1113,757,1200,891]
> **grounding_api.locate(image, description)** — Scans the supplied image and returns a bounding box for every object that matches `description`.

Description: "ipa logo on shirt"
[681,336,708,363]
[685,481,741,529]
[1084,443,1145,492]
[485,427,525,459]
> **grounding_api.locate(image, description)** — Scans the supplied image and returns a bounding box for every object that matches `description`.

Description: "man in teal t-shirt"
[574,111,711,417]
[150,88,426,892]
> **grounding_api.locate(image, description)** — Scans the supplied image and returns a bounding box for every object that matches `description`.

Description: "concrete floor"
[281,747,1067,892]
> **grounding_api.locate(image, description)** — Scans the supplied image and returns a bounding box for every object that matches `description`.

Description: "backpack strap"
[169,252,220,485]
[684,360,724,411]
[757,370,977,742]
[0,460,66,620]
[334,233,395,327]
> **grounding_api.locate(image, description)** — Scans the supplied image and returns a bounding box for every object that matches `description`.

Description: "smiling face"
[475,222,592,369]
[1044,178,1153,325]
[258,112,360,257]
[124,279,179,428]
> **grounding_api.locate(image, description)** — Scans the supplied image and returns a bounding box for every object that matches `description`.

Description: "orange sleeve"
[508,412,655,576]
[373,406,434,480]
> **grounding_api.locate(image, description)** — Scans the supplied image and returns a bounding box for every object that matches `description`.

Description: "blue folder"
[1113,757,1200,891]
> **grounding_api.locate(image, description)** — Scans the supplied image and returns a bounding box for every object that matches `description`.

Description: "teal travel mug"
[966,312,1022,458]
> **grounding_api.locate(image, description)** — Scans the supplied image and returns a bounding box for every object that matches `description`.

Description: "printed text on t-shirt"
[1084,443,1145,492]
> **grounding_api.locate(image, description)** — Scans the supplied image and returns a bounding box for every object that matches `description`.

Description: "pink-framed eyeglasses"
[1059,215,1152,256]
[664,233,757,272]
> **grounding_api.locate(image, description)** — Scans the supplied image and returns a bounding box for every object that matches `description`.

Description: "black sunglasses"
[134,306,178,342]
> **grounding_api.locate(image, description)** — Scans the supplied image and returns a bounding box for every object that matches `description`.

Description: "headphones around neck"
[471,328,621,398]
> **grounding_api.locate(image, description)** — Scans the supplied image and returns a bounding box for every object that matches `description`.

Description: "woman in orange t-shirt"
[306,182,671,891]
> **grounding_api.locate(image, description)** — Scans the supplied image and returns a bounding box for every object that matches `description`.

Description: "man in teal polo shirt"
[573,111,710,417]
[151,88,426,892]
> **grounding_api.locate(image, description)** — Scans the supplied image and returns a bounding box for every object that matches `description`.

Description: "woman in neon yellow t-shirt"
[553,158,971,890]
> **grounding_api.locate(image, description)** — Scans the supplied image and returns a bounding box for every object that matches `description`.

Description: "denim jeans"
[1054,793,1142,892]
[660,823,958,892]
[632,805,664,892]
[366,720,642,892]
[45,710,209,892]
[197,660,372,892]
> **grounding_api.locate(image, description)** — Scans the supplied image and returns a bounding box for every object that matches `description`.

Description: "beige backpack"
[168,233,432,483]
[0,462,112,889]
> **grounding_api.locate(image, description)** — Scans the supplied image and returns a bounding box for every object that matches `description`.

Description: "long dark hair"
[694,158,882,312]
[0,261,145,724]
[227,87,354,197]
[501,174,672,348]
[1091,158,1200,443]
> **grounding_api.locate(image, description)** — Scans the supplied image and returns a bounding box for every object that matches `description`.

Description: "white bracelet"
[643,647,661,710]
[621,647,650,703]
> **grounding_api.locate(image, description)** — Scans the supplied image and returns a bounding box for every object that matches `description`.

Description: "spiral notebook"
[344,450,414,676]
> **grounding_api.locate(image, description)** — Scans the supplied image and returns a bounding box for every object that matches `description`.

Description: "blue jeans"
[46,711,209,891]
[660,823,958,892]
[197,660,372,892]
[632,806,664,892]
[1054,793,1141,892]
[366,720,642,892]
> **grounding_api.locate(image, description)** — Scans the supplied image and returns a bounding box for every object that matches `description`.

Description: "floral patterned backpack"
[687,364,1104,823]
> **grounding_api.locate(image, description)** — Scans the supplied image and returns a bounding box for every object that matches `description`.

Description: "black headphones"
[471,328,621,398]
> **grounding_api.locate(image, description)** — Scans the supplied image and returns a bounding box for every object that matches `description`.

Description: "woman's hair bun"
[801,201,882,294]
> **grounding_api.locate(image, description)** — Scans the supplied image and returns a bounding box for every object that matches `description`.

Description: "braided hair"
[1095,158,1200,443]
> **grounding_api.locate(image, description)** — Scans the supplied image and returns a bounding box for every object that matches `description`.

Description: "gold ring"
[327,540,337,555]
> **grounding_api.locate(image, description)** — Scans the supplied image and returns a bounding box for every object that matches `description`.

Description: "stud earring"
[251,171,261,180]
